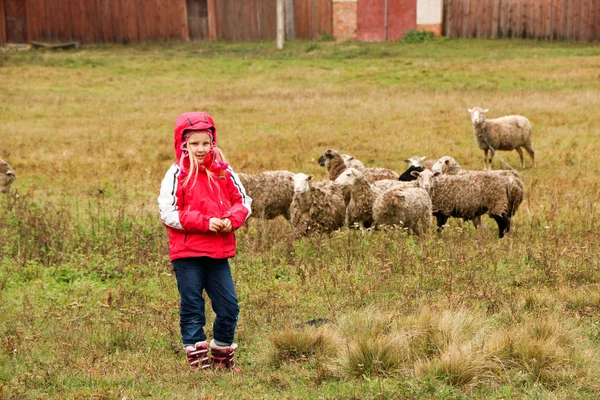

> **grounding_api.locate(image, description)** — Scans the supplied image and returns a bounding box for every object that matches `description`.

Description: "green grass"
[1,39,600,398]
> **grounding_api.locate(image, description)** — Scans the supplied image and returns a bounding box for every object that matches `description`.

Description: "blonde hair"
[182,131,227,190]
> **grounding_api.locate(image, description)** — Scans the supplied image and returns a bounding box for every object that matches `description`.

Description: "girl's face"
[186,132,212,164]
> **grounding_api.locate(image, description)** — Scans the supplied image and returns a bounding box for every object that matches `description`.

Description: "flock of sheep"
[0,108,534,240]
[239,108,534,239]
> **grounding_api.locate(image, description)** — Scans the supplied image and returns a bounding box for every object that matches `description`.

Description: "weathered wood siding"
[444,0,600,41]
[1,0,189,45]
[1,0,333,44]
[295,0,333,40]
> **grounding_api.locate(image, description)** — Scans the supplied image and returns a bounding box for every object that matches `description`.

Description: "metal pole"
[277,0,285,49]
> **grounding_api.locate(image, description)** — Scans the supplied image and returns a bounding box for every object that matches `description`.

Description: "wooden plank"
[491,0,500,38]
[0,0,6,44]
[207,0,216,40]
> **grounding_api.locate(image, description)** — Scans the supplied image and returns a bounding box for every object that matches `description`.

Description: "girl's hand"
[220,218,233,233]
[209,218,225,232]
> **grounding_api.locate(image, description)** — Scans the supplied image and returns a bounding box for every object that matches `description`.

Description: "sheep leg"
[515,147,525,169]
[483,149,489,169]
[491,214,509,238]
[434,212,448,232]
[523,143,535,168]
[483,149,494,170]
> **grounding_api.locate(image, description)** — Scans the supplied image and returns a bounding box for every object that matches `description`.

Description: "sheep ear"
[410,171,420,178]
[403,159,410,163]
[468,108,473,113]
[483,109,489,113]
[420,156,426,161]
[444,159,450,165]
[307,175,314,181]
[433,171,442,177]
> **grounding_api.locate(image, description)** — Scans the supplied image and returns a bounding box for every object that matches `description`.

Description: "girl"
[158,112,251,373]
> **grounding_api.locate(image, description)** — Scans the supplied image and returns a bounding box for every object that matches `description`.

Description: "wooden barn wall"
[1,0,188,45]
[294,0,333,40]
[1,0,335,44]
[443,0,600,41]
[214,0,332,41]
[214,0,277,41]
[0,0,6,44]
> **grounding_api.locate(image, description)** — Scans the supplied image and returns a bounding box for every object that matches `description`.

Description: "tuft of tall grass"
[416,343,496,386]
[268,326,339,365]
[342,336,403,378]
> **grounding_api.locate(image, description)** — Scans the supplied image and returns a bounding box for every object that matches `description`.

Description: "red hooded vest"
[158,112,252,261]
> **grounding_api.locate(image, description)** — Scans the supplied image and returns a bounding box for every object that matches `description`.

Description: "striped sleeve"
[228,166,252,220]
[158,164,184,230]
[222,166,252,229]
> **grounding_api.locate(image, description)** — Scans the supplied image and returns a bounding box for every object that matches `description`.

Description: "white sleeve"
[228,166,252,221]
[158,164,184,230]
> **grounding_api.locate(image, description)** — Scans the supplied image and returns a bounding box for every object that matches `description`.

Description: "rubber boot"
[209,339,243,374]
[185,341,210,370]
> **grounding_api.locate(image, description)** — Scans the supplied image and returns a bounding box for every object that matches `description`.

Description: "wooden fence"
[0,0,333,45]
[0,0,188,45]
[213,0,331,41]
[444,0,600,41]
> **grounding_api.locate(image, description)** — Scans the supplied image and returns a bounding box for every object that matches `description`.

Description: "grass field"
[1,38,600,399]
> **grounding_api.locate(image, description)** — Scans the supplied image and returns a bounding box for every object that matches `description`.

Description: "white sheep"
[412,168,520,238]
[372,187,432,235]
[432,155,525,230]
[0,158,16,193]
[335,169,418,229]
[362,167,400,183]
[289,173,346,237]
[238,170,294,220]
[468,107,535,169]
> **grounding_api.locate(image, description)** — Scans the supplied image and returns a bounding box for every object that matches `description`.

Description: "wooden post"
[384,0,389,41]
[277,0,284,49]
[207,0,217,41]
[285,0,295,40]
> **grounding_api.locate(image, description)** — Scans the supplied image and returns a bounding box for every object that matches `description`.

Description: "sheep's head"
[0,160,16,193]
[404,156,426,168]
[468,107,488,125]
[411,169,439,195]
[334,168,361,185]
[317,149,340,167]
[291,173,313,194]
[432,156,461,174]
[391,191,407,207]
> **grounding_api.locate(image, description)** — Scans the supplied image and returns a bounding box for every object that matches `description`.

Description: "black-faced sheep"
[289,173,346,237]
[238,170,294,220]
[468,107,535,169]
[0,158,16,193]
[398,156,438,181]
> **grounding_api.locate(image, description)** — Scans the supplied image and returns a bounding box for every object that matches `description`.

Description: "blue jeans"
[172,257,239,347]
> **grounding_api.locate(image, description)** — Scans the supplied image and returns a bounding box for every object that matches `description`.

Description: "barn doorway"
[4,0,28,43]
[187,0,209,40]
[357,0,416,42]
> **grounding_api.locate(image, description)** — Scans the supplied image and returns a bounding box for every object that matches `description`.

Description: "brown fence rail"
[444,0,600,41]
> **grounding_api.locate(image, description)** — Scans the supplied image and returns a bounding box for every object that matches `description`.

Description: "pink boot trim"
[185,341,210,369]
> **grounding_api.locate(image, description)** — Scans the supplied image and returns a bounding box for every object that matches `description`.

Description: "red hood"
[174,112,217,161]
